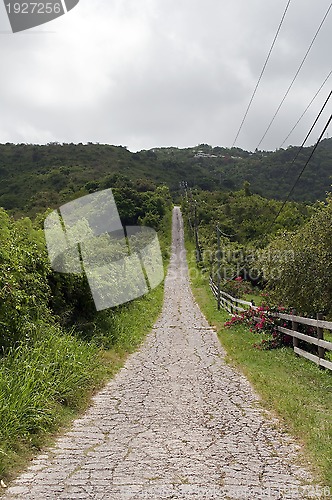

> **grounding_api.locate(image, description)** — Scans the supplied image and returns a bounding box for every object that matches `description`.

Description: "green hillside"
[0,139,331,216]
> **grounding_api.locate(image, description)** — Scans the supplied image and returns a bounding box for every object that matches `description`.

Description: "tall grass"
[0,322,103,477]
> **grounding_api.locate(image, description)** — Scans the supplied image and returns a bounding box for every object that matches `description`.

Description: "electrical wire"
[281,88,332,180]
[232,0,292,148]
[266,110,332,233]
[279,69,332,148]
[256,1,332,150]
[216,226,237,239]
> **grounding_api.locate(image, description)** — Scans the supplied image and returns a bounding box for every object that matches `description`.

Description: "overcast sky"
[0,0,331,152]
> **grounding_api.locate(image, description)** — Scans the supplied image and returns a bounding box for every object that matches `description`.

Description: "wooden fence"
[209,277,256,314]
[209,277,332,372]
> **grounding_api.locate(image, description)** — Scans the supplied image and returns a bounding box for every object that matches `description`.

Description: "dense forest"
[0,139,332,217]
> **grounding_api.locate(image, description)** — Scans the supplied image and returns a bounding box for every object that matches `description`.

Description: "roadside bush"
[0,210,52,351]
[224,304,330,353]
[224,305,293,350]
[220,277,256,299]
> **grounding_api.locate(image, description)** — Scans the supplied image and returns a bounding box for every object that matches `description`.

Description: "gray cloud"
[0,0,331,151]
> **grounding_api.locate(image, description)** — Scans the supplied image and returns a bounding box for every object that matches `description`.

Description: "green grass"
[186,241,332,488]
[243,292,264,306]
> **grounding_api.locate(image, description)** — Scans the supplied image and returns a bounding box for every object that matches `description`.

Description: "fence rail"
[209,277,332,372]
[209,277,256,314]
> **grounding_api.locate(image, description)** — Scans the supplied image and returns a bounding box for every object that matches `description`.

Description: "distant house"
[194,151,218,159]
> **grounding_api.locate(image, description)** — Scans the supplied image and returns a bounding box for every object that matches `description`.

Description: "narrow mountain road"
[4,207,316,499]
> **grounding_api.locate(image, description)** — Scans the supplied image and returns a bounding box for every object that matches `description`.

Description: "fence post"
[317,312,326,369]
[292,308,299,353]
[194,201,202,263]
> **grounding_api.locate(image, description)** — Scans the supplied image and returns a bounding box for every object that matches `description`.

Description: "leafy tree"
[256,196,332,316]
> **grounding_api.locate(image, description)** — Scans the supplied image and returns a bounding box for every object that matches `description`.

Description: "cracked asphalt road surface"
[4,207,316,499]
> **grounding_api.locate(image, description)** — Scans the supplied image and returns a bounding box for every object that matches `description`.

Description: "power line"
[216,225,237,239]
[285,111,332,198]
[281,88,332,180]
[256,2,332,150]
[267,110,332,233]
[232,0,292,148]
[280,69,332,148]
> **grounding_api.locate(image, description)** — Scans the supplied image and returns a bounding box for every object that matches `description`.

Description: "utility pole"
[216,226,221,310]
[187,188,194,240]
[194,200,202,263]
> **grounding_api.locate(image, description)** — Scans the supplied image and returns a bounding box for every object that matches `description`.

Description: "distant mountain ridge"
[0,139,331,216]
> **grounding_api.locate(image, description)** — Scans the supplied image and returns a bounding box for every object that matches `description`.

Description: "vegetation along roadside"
[0,183,173,486]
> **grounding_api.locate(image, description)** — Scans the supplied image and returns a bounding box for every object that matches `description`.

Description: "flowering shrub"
[224,304,293,350]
